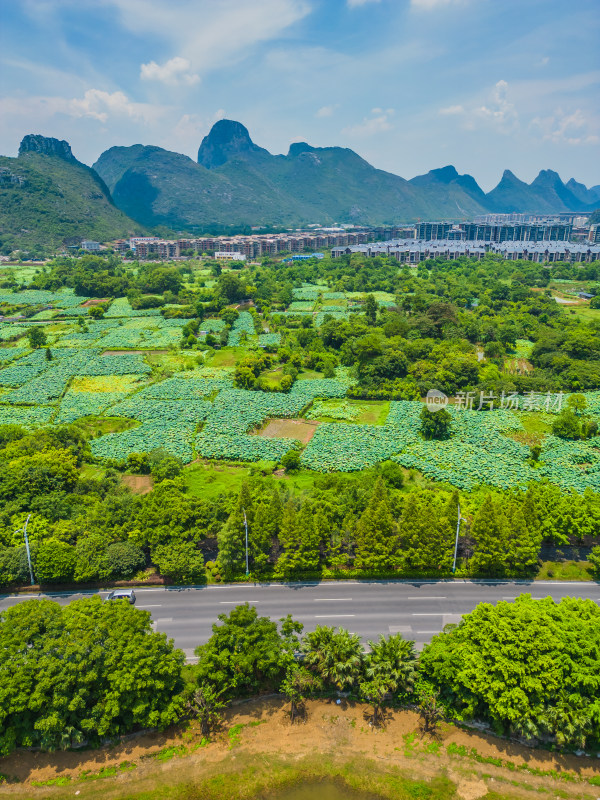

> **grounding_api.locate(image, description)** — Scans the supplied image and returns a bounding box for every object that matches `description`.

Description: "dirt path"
[1,698,598,798]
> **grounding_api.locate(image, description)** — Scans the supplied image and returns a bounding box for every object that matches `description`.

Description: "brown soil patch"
[82,298,110,307]
[121,474,153,495]
[258,418,319,444]
[1,697,599,796]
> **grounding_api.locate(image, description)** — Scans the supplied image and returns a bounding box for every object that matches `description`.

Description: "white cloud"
[140,56,199,86]
[347,0,380,7]
[530,108,599,145]
[166,109,226,155]
[316,105,336,117]
[410,0,465,9]
[0,89,164,126]
[433,80,519,135]
[100,0,311,78]
[69,89,164,123]
[342,109,394,137]
[474,79,519,132]
[439,104,465,115]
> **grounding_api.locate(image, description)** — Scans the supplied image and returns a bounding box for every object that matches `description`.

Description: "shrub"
[152,541,204,584]
[588,545,600,578]
[103,541,146,579]
[34,539,76,584]
[0,545,31,587]
[127,452,151,474]
[552,410,581,440]
[281,449,301,473]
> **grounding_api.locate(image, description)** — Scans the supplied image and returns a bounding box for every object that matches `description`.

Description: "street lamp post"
[243,509,249,577]
[18,513,35,586]
[452,503,466,574]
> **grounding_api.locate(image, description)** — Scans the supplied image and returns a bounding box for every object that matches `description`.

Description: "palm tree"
[303,626,363,691]
[364,633,418,695]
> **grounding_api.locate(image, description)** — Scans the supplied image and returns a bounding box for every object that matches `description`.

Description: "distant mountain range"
[1,123,599,250]
[0,135,144,252]
[93,120,600,230]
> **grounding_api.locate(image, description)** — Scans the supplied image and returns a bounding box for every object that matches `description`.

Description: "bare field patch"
[258,418,319,444]
[122,474,153,495]
[1,698,598,799]
[82,298,110,307]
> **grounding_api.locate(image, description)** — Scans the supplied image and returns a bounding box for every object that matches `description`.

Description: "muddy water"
[264,779,381,800]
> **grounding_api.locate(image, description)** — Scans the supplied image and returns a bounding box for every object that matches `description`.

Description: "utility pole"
[452,503,466,574]
[243,509,249,577]
[20,514,35,586]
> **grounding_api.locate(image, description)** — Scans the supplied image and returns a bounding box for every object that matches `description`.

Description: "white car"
[105,589,136,604]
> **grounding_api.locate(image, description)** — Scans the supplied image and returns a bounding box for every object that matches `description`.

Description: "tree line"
[1,595,598,756]
[1,422,599,588]
[9,250,600,397]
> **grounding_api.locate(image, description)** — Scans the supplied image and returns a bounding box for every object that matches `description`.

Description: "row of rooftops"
[332,240,600,262]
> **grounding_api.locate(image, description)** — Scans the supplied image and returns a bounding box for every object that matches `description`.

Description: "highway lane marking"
[155,618,173,623]
[137,604,163,608]
[220,601,259,604]
[314,614,355,618]
[411,613,443,616]
[404,596,446,600]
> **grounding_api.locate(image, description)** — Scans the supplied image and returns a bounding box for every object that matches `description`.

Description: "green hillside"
[95,134,489,229]
[0,137,145,253]
[94,120,597,231]
[102,145,305,229]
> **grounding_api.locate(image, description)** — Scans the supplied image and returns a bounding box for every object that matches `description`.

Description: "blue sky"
[0,0,598,190]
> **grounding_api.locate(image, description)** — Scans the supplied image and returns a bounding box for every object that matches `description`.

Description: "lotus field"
[0,287,598,493]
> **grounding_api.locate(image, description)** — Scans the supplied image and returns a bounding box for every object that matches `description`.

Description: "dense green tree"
[354,479,397,570]
[419,406,452,440]
[152,541,204,583]
[420,595,600,748]
[364,293,378,325]
[552,410,582,439]
[281,449,301,472]
[74,534,107,583]
[0,597,185,755]
[27,326,47,349]
[567,393,587,414]
[469,495,539,577]
[0,545,31,586]
[251,494,279,570]
[401,493,455,572]
[194,604,294,698]
[277,500,321,577]
[34,539,75,584]
[102,541,145,579]
[218,482,253,576]
[588,545,600,577]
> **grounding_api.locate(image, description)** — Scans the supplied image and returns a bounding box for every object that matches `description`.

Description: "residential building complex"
[416,222,573,242]
[106,219,598,259]
[332,239,600,263]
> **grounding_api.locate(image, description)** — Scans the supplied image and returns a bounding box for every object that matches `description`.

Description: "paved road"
[1,580,598,661]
